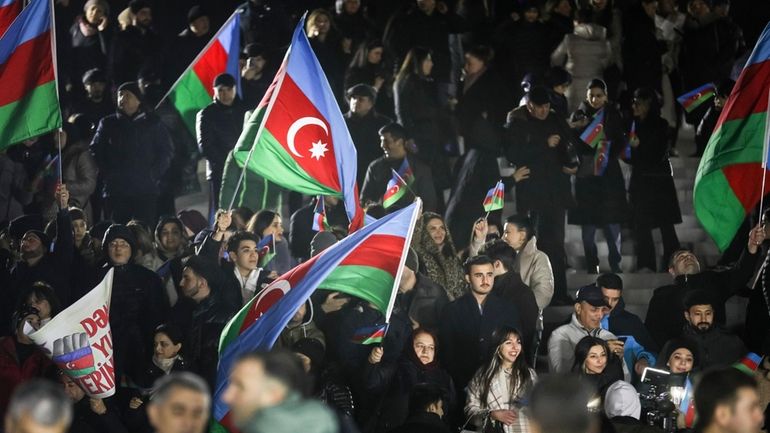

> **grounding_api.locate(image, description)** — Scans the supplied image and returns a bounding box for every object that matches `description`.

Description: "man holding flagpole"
[361,123,437,212]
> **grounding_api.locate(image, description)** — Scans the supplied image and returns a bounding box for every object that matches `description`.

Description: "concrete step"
[566,271,671,290]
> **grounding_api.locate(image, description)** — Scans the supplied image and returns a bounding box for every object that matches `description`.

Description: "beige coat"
[513,236,554,310]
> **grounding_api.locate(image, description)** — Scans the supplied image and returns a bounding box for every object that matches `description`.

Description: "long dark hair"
[419,212,456,258]
[349,39,384,69]
[16,281,61,319]
[396,46,432,83]
[477,327,532,407]
[572,336,609,374]
[247,209,278,238]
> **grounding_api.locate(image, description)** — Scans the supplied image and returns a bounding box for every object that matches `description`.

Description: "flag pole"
[383,199,423,326]
[155,9,241,110]
[49,0,64,188]
[760,89,770,223]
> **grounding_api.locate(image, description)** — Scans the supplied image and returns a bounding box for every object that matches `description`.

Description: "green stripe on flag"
[233,111,339,197]
[698,113,766,175]
[320,265,395,313]
[219,300,250,352]
[168,70,211,135]
[694,168,746,251]
[0,81,61,150]
[64,366,97,377]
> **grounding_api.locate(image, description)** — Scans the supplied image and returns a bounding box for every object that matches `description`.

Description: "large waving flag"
[160,10,240,135]
[213,200,421,430]
[580,109,605,148]
[228,17,364,232]
[0,0,22,36]
[694,23,770,251]
[0,0,61,150]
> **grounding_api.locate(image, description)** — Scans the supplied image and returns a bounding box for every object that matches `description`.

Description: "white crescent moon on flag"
[286,117,329,159]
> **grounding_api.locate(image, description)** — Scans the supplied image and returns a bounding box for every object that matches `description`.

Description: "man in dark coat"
[196,73,247,215]
[383,0,466,85]
[89,224,168,384]
[645,244,760,349]
[171,255,237,390]
[598,273,657,353]
[7,186,73,334]
[480,239,538,362]
[90,82,173,224]
[439,255,520,397]
[679,290,746,369]
[343,84,392,185]
[504,86,576,304]
[240,43,272,110]
[361,123,438,213]
[66,68,115,133]
[163,6,211,89]
[108,0,162,86]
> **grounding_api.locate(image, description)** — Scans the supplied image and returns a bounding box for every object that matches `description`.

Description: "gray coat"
[551,23,612,112]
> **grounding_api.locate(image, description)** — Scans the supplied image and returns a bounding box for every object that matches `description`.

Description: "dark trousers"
[530,206,568,299]
[106,194,158,225]
[582,224,622,270]
[634,223,680,271]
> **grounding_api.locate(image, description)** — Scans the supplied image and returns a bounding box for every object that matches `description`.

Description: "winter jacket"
[682,324,746,369]
[363,356,455,432]
[393,75,446,159]
[361,155,438,213]
[134,356,189,391]
[513,237,554,310]
[90,110,173,198]
[568,102,628,226]
[239,391,339,433]
[504,106,575,213]
[627,114,681,227]
[492,271,539,359]
[62,139,98,214]
[69,16,112,84]
[89,263,167,382]
[0,337,52,417]
[401,273,450,330]
[551,23,612,112]
[548,313,620,374]
[645,250,758,348]
[344,110,393,185]
[196,100,248,181]
[439,293,521,391]
[277,319,326,350]
[601,298,658,353]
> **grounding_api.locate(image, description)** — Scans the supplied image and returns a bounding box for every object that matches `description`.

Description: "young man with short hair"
[693,368,763,433]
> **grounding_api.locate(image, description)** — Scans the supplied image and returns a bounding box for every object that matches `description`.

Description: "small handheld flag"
[580,109,605,148]
[312,196,329,231]
[733,352,762,376]
[677,83,715,113]
[483,180,505,212]
[257,234,276,267]
[594,141,611,176]
[383,159,414,209]
[351,323,388,345]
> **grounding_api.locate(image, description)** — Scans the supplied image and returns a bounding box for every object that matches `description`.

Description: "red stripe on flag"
[338,234,403,276]
[722,163,770,212]
[0,1,22,35]
[191,40,227,98]
[720,60,770,124]
[264,74,343,192]
[0,31,54,107]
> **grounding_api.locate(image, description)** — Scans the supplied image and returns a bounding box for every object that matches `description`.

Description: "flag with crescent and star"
[212,200,422,432]
[230,16,363,232]
[383,158,414,209]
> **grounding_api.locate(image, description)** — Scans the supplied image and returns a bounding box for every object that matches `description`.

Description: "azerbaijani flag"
[733,352,762,376]
[483,180,505,212]
[594,141,611,176]
[312,196,329,231]
[677,83,716,113]
[383,158,414,209]
[229,17,364,233]
[213,200,422,430]
[678,377,696,428]
[256,234,275,267]
[580,109,605,148]
[351,323,388,345]
[694,22,770,251]
[0,0,61,150]
[162,10,240,135]
[0,0,22,36]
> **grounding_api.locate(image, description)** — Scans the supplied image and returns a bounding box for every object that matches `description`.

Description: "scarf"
[152,355,178,374]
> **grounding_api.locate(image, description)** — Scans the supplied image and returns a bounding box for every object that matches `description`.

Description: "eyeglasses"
[108,240,130,249]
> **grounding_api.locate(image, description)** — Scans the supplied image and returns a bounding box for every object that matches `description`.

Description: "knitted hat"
[310,231,337,257]
[102,224,136,259]
[68,208,87,223]
[604,381,641,419]
[23,230,51,252]
[82,67,107,85]
[528,86,550,105]
[656,337,701,370]
[9,214,44,241]
[213,73,236,88]
[187,5,208,23]
[117,82,143,102]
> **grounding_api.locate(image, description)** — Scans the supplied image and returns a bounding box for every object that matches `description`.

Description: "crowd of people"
[2,0,770,432]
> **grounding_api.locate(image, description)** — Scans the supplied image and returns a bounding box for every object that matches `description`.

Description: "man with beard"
[645,229,762,349]
[67,68,115,132]
[677,290,746,369]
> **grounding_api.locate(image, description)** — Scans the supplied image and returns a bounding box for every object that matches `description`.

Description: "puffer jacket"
[551,23,612,112]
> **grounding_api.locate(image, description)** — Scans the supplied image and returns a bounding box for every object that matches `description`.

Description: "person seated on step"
[644,226,763,349]
[678,290,746,370]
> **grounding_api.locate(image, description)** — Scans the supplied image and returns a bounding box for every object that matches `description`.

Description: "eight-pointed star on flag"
[309,140,329,160]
